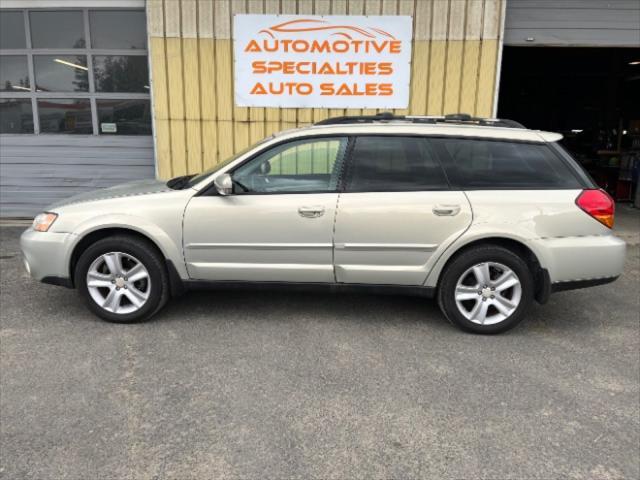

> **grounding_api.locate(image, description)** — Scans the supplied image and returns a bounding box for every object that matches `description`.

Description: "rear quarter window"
[432,138,583,189]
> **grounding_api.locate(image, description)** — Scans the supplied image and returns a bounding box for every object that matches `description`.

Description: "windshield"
[185,138,273,188]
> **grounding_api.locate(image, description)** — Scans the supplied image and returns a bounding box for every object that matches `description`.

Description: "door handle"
[433,204,461,216]
[298,206,325,218]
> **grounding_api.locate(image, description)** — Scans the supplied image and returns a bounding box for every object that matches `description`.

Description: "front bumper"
[20,228,76,284]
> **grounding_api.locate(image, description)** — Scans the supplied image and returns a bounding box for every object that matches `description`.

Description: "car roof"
[275,122,562,143]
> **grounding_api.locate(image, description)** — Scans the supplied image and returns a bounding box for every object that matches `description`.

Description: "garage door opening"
[497,46,640,203]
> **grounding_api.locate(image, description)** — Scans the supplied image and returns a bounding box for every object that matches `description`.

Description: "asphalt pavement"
[1,222,639,479]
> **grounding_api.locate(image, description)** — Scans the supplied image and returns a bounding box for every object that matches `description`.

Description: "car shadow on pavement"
[155,288,448,328]
[146,280,630,337]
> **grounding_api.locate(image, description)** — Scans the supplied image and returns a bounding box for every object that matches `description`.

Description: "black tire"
[74,235,170,323]
[437,245,534,334]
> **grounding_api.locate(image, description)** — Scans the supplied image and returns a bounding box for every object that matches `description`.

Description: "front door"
[183,136,348,282]
[333,135,472,285]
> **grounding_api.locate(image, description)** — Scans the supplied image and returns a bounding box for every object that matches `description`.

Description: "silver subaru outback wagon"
[21,113,626,334]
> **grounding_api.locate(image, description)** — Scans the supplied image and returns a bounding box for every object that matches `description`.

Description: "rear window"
[432,138,583,189]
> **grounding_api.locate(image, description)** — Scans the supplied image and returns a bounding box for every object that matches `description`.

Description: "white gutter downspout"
[145,0,160,179]
[492,0,508,117]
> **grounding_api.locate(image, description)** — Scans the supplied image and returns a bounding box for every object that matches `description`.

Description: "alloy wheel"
[454,261,522,325]
[86,252,151,314]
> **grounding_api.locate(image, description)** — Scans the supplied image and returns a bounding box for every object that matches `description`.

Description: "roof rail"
[314,112,526,129]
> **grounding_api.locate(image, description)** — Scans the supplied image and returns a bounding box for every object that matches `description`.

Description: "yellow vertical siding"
[148,34,172,178]
[476,39,500,117]
[183,38,202,174]
[459,40,481,116]
[148,0,505,178]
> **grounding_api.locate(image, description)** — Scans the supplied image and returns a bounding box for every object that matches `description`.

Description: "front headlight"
[32,212,58,232]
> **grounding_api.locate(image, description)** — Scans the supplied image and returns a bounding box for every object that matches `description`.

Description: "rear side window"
[432,138,583,189]
[345,136,449,192]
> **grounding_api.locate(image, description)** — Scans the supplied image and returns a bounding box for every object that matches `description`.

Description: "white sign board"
[233,15,413,109]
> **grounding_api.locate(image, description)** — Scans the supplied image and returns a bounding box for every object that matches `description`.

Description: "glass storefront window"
[93,56,149,93]
[1,8,150,135]
[97,99,151,135]
[90,10,147,49]
[0,56,30,92]
[34,55,89,92]
[29,11,85,49]
[0,11,26,49]
[38,99,92,134]
[0,99,34,134]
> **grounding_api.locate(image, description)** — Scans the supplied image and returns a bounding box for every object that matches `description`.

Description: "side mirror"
[213,173,233,196]
[259,161,271,175]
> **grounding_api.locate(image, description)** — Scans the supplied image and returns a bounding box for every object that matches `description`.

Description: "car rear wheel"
[75,235,169,323]
[438,245,534,334]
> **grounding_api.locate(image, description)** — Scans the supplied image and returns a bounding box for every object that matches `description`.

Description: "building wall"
[0,136,154,217]
[147,0,506,179]
[505,0,640,47]
[0,1,154,218]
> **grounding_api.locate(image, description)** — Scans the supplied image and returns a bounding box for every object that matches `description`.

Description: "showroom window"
[0,8,150,135]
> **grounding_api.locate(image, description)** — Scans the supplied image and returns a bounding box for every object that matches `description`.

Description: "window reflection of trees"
[73,56,89,92]
[94,56,147,93]
[4,77,30,91]
[1,56,30,92]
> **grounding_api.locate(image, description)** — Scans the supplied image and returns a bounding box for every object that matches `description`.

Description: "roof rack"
[314,112,526,129]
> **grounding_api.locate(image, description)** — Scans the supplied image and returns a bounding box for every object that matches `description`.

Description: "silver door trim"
[334,243,438,251]
[190,262,334,271]
[336,264,427,272]
[185,243,333,250]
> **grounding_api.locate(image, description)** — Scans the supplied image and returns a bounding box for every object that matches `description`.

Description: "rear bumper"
[20,228,75,284]
[538,234,626,284]
[551,275,619,293]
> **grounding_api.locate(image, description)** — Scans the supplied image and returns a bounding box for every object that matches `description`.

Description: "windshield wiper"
[166,174,196,190]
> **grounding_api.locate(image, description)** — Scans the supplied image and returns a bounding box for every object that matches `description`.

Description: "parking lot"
[1,212,639,479]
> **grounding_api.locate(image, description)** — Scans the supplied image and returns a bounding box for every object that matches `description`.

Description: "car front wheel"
[75,235,169,323]
[438,245,534,334]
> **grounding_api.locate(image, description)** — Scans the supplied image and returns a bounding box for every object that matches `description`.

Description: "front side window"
[432,138,582,189]
[345,136,449,192]
[232,137,348,193]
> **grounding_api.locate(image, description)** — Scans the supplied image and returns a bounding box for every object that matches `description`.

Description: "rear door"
[333,135,472,285]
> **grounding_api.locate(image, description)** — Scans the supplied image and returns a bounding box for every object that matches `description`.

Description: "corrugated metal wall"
[0,136,155,217]
[147,0,506,179]
[505,0,640,47]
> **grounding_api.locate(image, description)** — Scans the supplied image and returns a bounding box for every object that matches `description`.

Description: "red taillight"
[576,189,615,228]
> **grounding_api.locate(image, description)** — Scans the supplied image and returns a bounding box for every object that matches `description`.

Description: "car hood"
[47,179,172,210]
